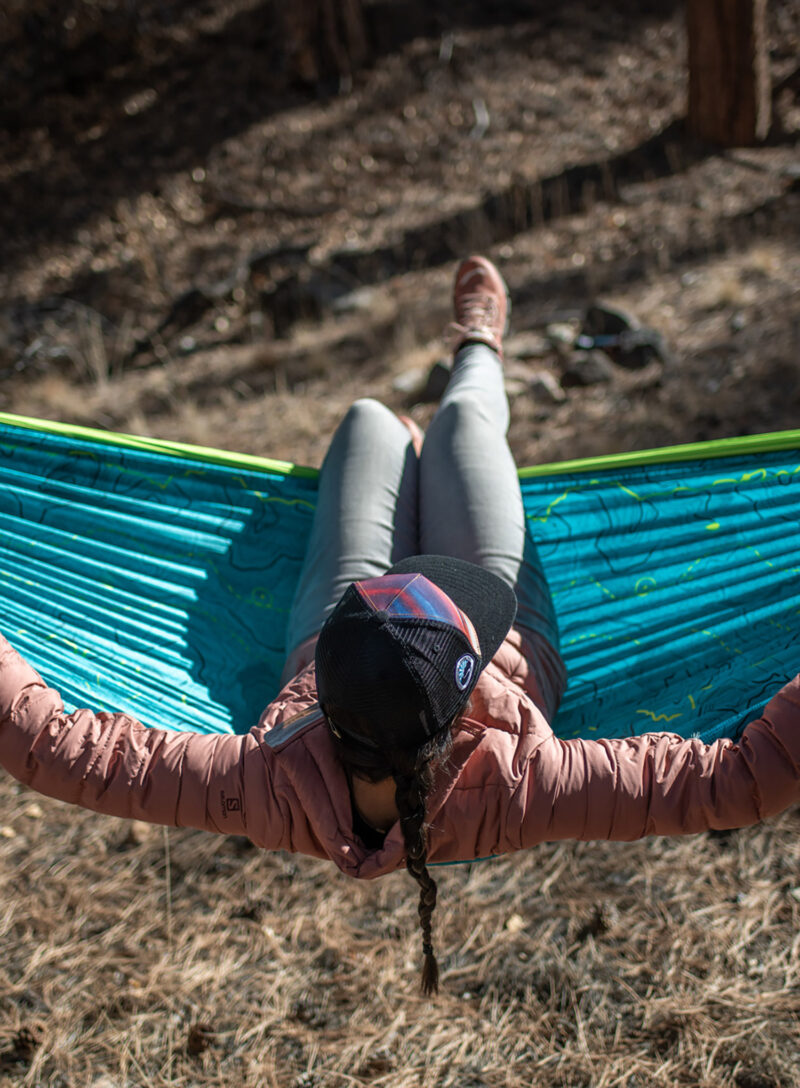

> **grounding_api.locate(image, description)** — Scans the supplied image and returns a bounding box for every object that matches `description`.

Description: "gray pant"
[285,344,561,676]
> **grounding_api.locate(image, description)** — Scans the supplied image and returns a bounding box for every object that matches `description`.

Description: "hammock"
[1,412,798,746]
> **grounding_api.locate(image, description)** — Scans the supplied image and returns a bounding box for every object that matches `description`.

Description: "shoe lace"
[454,291,500,333]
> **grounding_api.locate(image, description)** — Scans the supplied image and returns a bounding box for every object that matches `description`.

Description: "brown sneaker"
[449,256,510,360]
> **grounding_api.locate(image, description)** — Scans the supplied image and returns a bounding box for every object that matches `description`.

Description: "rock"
[331,286,378,314]
[503,377,528,397]
[392,366,427,395]
[545,322,579,351]
[582,301,638,339]
[580,301,669,368]
[505,331,551,360]
[392,360,451,403]
[421,361,451,402]
[529,369,566,403]
[505,913,526,934]
[561,349,615,387]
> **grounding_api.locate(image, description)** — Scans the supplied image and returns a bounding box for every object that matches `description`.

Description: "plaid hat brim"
[386,555,517,668]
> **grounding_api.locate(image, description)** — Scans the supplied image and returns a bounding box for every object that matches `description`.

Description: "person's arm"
[0,634,287,847]
[513,675,800,846]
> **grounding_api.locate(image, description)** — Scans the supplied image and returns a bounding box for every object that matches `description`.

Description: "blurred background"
[1,0,798,470]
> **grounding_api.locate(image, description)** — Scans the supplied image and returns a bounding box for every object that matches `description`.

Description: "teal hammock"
[0,412,798,746]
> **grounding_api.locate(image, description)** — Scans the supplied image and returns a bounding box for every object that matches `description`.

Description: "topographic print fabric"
[527,452,799,743]
[0,422,797,743]
[0,425,316,734]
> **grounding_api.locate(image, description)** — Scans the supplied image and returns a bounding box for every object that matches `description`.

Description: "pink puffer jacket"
[1,630,798,878]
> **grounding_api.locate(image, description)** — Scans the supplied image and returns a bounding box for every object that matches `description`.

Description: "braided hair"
[391,739,447,995]
[324,704,454,996]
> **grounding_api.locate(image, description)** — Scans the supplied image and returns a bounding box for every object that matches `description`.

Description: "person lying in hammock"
[1,257,798,996]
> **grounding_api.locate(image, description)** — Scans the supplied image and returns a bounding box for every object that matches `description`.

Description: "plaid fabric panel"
[354,574,481,654]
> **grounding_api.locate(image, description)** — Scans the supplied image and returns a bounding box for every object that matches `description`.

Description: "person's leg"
[420,311,562,693]
[419,342,517,570]
[284,398,419,657]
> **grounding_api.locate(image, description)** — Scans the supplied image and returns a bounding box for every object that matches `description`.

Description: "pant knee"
[340,398,398,439]
[328,399,415,474]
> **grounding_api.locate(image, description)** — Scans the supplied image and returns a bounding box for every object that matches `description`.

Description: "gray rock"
[331,286,378,314]
[422,360,451,402]
[392,366,427,395]
[505,331,552,360]
[529,369,566,403]
[546,322,579,351]
[392,360,451,403]
[561,349,616,387]
[503,377,529,398]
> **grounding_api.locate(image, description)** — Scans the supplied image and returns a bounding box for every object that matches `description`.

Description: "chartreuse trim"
[520,428,800,478]
[2,409,798,479]
[0,411,318,478]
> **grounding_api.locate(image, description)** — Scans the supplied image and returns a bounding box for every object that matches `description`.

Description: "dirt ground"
[1,1,800,1085]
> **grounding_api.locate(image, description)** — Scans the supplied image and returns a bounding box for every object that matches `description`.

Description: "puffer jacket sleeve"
[514,675,800,846]
[0,634,287,848]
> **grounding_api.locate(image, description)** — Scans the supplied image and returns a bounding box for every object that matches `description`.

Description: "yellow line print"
[528,490,571,523]
[590,576,617,600]
[766,617,793,633]
[712,464,800,490]
[637,709,682,722]
[564,632,615,646]
[697,628,744,655]
[687,694,696,709]
[256,494,316,511]
[749,655,780,670]
[635,576,657,596]
[565,463,800,507]
[550,578,580,599]
[746,545,775,570]
[678,556,704,581]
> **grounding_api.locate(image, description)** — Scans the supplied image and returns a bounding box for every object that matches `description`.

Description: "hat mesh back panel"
[391,622,477,729]
[316,613,433,748]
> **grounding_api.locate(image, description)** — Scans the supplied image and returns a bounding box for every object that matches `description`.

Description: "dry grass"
[2,3,800,1083]
[2,778,799,1087]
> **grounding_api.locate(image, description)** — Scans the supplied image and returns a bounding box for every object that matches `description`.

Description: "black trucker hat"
[314,555,517,752]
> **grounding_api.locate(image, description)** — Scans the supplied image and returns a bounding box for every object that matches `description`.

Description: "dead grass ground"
[1,0,800,1084]
[2,792,800,1087]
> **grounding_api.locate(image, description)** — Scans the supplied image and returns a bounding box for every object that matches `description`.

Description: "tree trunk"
[687,0,771,146]
[282,0,369,88]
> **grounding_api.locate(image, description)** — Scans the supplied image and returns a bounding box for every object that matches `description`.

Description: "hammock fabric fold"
[1,412,797,746]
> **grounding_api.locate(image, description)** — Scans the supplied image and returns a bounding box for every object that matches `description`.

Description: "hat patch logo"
[454,654,476,691]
